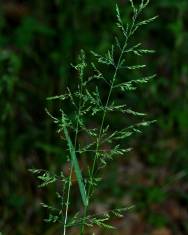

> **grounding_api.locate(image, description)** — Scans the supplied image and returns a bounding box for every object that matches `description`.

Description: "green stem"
[86,4,139,205]
[63,165,73,235]
[63,66,85,234]
[80,41,128,235]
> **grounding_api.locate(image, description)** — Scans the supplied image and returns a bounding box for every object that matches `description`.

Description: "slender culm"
[30,1,157,234]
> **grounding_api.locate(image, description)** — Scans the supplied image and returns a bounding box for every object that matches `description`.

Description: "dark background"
[0,0,188,234]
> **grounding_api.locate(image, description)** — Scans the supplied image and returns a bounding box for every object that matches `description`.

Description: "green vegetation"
[30,1,157,234]
[0,0,188,234]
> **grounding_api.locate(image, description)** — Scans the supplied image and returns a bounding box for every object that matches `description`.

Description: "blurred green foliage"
[0,0,188,234]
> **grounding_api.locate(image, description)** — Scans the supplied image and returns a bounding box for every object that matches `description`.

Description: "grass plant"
[30,0,157,234]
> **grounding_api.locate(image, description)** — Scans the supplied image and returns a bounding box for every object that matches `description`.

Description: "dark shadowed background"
[0,0,188,234]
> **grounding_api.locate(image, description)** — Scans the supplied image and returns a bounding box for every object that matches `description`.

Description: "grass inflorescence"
[30,0,157,234]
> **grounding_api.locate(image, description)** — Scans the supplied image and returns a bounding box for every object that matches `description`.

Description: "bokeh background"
[0,0,188,234]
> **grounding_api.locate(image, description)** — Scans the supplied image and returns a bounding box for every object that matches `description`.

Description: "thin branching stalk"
[64,53,87,234]
[80,39,128,235]
[80,2,155,233]
[63,165,73,235]
[30,1,157,234]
